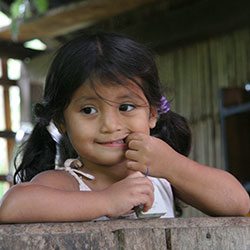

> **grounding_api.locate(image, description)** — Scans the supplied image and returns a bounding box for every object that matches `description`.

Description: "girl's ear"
[53,120,66,134]
[149,107,157,129]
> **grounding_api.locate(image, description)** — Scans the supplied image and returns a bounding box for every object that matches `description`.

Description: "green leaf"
[10,0,23,19]
[34,0,48,14]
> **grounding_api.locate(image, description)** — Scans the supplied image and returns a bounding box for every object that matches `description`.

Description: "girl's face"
[62,78,157,167]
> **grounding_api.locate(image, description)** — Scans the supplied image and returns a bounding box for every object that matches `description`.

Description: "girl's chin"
[82,155,127,167]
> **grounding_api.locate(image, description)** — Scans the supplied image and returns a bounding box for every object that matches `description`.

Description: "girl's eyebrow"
[117,94,136,100]
[113,93,145,103]
[74,95,137,104]
[73,96,97,104]
[73,90,145,105]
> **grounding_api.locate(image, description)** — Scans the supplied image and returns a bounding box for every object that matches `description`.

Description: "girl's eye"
[119,103,135,112]
[81,106,97,115]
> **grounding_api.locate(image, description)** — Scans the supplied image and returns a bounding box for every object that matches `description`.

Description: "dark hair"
[151,111,191,157]
[14,32,191,194]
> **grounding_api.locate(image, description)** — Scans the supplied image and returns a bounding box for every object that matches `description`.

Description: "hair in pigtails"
[151,111,191,157]
[14,104,57,184]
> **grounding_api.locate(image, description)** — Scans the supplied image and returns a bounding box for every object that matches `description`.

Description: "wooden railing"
[0,217,250,249]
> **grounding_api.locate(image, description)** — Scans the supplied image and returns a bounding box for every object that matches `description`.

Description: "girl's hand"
[125,134,250,217]
[101,171,154,218]
[125,133,176,178]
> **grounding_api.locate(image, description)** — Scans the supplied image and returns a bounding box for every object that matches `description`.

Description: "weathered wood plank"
[114,228,167,250]
[0,218,250,250]
[169,226,250,250]
[0,0,156,42]
[0,231,117,250]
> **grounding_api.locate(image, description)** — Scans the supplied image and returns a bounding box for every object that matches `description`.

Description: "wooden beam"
[0,0,156,42]
[0,175,7,182]
[1,57,7,76]
[1,59,15,168]
[0,40,44,59]
[3,85,14,164]
[0,174,12,183]
[0,78,17,87]
[0,130,16,139]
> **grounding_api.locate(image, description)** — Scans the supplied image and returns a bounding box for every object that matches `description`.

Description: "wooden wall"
[156,28,250,216]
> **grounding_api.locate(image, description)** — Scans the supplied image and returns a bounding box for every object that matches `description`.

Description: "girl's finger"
[139,193,154,212]
[126,171,144,179]
[126,160,140,171]
[125,149,139,161]
[140,182,155,197]
[126,160,148,175]
[125,133,144,144]
[127,139,142,151]
[140,181,155,211]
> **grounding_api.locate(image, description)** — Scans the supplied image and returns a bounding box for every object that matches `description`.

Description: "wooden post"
[1,59,14,180]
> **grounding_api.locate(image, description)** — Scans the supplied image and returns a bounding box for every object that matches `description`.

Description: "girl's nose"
[99,110,122,133]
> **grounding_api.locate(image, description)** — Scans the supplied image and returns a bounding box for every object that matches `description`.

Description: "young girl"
[0,32,249,223]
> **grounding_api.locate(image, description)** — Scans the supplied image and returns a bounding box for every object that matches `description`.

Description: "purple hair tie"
[157,96,170,114]
[36,117,50,127]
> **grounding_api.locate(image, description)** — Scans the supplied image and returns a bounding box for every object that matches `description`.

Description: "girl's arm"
[125,133,250,216]
[166,153,250,216]
[0,170,154,223]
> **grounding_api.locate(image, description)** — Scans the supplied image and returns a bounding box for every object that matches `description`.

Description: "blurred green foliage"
[0,0,48,40]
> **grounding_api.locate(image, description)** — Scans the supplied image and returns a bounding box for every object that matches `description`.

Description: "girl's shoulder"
[30,169,80,191]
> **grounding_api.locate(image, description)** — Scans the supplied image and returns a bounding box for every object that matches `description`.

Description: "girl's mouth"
[112,139,125,144]
[98,138,127,147]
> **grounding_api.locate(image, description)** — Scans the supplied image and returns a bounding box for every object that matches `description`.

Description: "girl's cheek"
[128,122,151,135]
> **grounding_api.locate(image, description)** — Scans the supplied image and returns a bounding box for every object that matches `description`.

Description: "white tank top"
[57,166,175,220]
